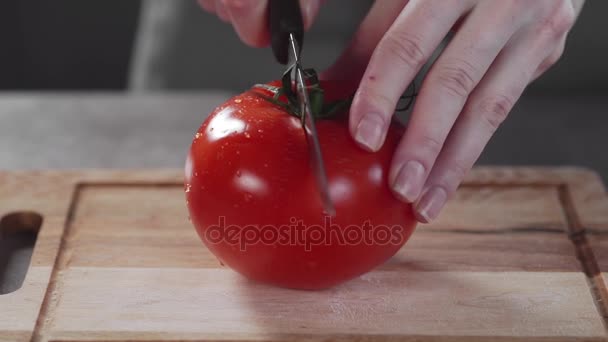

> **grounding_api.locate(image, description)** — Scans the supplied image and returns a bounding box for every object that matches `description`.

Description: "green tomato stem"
[252,68,418,120]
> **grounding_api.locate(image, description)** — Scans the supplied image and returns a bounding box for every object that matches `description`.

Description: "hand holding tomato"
[200,0,584,223]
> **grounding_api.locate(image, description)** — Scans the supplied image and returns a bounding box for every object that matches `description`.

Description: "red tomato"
[185,80,417,290]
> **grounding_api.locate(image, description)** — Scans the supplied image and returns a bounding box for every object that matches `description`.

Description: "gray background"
[140,0,608,94]
[1,0,607,93]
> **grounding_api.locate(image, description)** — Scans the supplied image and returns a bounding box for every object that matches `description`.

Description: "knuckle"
[554,39,567,57]
[477,94,514,133]
[536,60,552,76]
[417,134,444,156]
[431,162,470,194]
[221,0,248,11]
[541,2,576,38]
[434,61,477,99]
[444,160,470,188]
[540,48,564,72]
[355,86,397,113]
[378,31,426,70]
[198,0,214,12]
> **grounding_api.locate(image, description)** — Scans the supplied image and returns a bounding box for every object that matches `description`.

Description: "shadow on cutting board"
[0,211,42,295]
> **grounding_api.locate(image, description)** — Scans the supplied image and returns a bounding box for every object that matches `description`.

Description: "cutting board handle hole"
[0,211,43,295]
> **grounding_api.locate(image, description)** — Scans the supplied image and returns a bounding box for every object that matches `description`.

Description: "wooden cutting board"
[1,167,608,342]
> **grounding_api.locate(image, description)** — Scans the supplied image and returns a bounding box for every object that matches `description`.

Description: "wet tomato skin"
[185,80,417,290]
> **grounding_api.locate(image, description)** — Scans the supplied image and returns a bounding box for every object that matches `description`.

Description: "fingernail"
[392,161,425,202]
[415,187,448,223]
[302,0,318,29]
[354,114,385,152]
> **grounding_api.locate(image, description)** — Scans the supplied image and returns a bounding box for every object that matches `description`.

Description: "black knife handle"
[268,0,304,65]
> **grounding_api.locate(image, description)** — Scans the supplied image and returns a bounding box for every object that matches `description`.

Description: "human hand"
[199,0,583,223]
[197,0,323,47]
[325,0,584,223]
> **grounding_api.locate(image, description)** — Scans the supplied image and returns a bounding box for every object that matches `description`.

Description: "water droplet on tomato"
[194,132,202,139]
[263,163,269,168]
[236,170,242,177]
[234,98,242,103]
[244,193,253,202]
[322,209,334,216]
[185,184,192,192]
[258,129,264,133]
[244,132,251,138]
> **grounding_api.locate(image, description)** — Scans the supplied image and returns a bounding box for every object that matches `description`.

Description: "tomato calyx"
[253,67,352,121]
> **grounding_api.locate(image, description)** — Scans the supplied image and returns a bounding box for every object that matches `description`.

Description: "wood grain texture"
[49,269,602,340]
[0,167,607,342]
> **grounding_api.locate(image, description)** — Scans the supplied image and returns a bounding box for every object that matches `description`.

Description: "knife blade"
[268,0,335,216]
[288,34,335,216]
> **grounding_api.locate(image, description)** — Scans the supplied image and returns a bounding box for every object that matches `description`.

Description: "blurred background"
[2,0,607,93]
[0,0,606,181]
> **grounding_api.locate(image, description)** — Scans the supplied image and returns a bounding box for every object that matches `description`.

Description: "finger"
[223,0,269,47]
[215,0,231,22]
[413,2,577,222]
[532,35,566,80]
[414,28,557,223]
[389,1,525,204]
[322,0,409,81]
[300,0,324,30]
[198,0,216,13]
[532,0,577,80]
[350,0,473,154]
[223,0,320,48]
